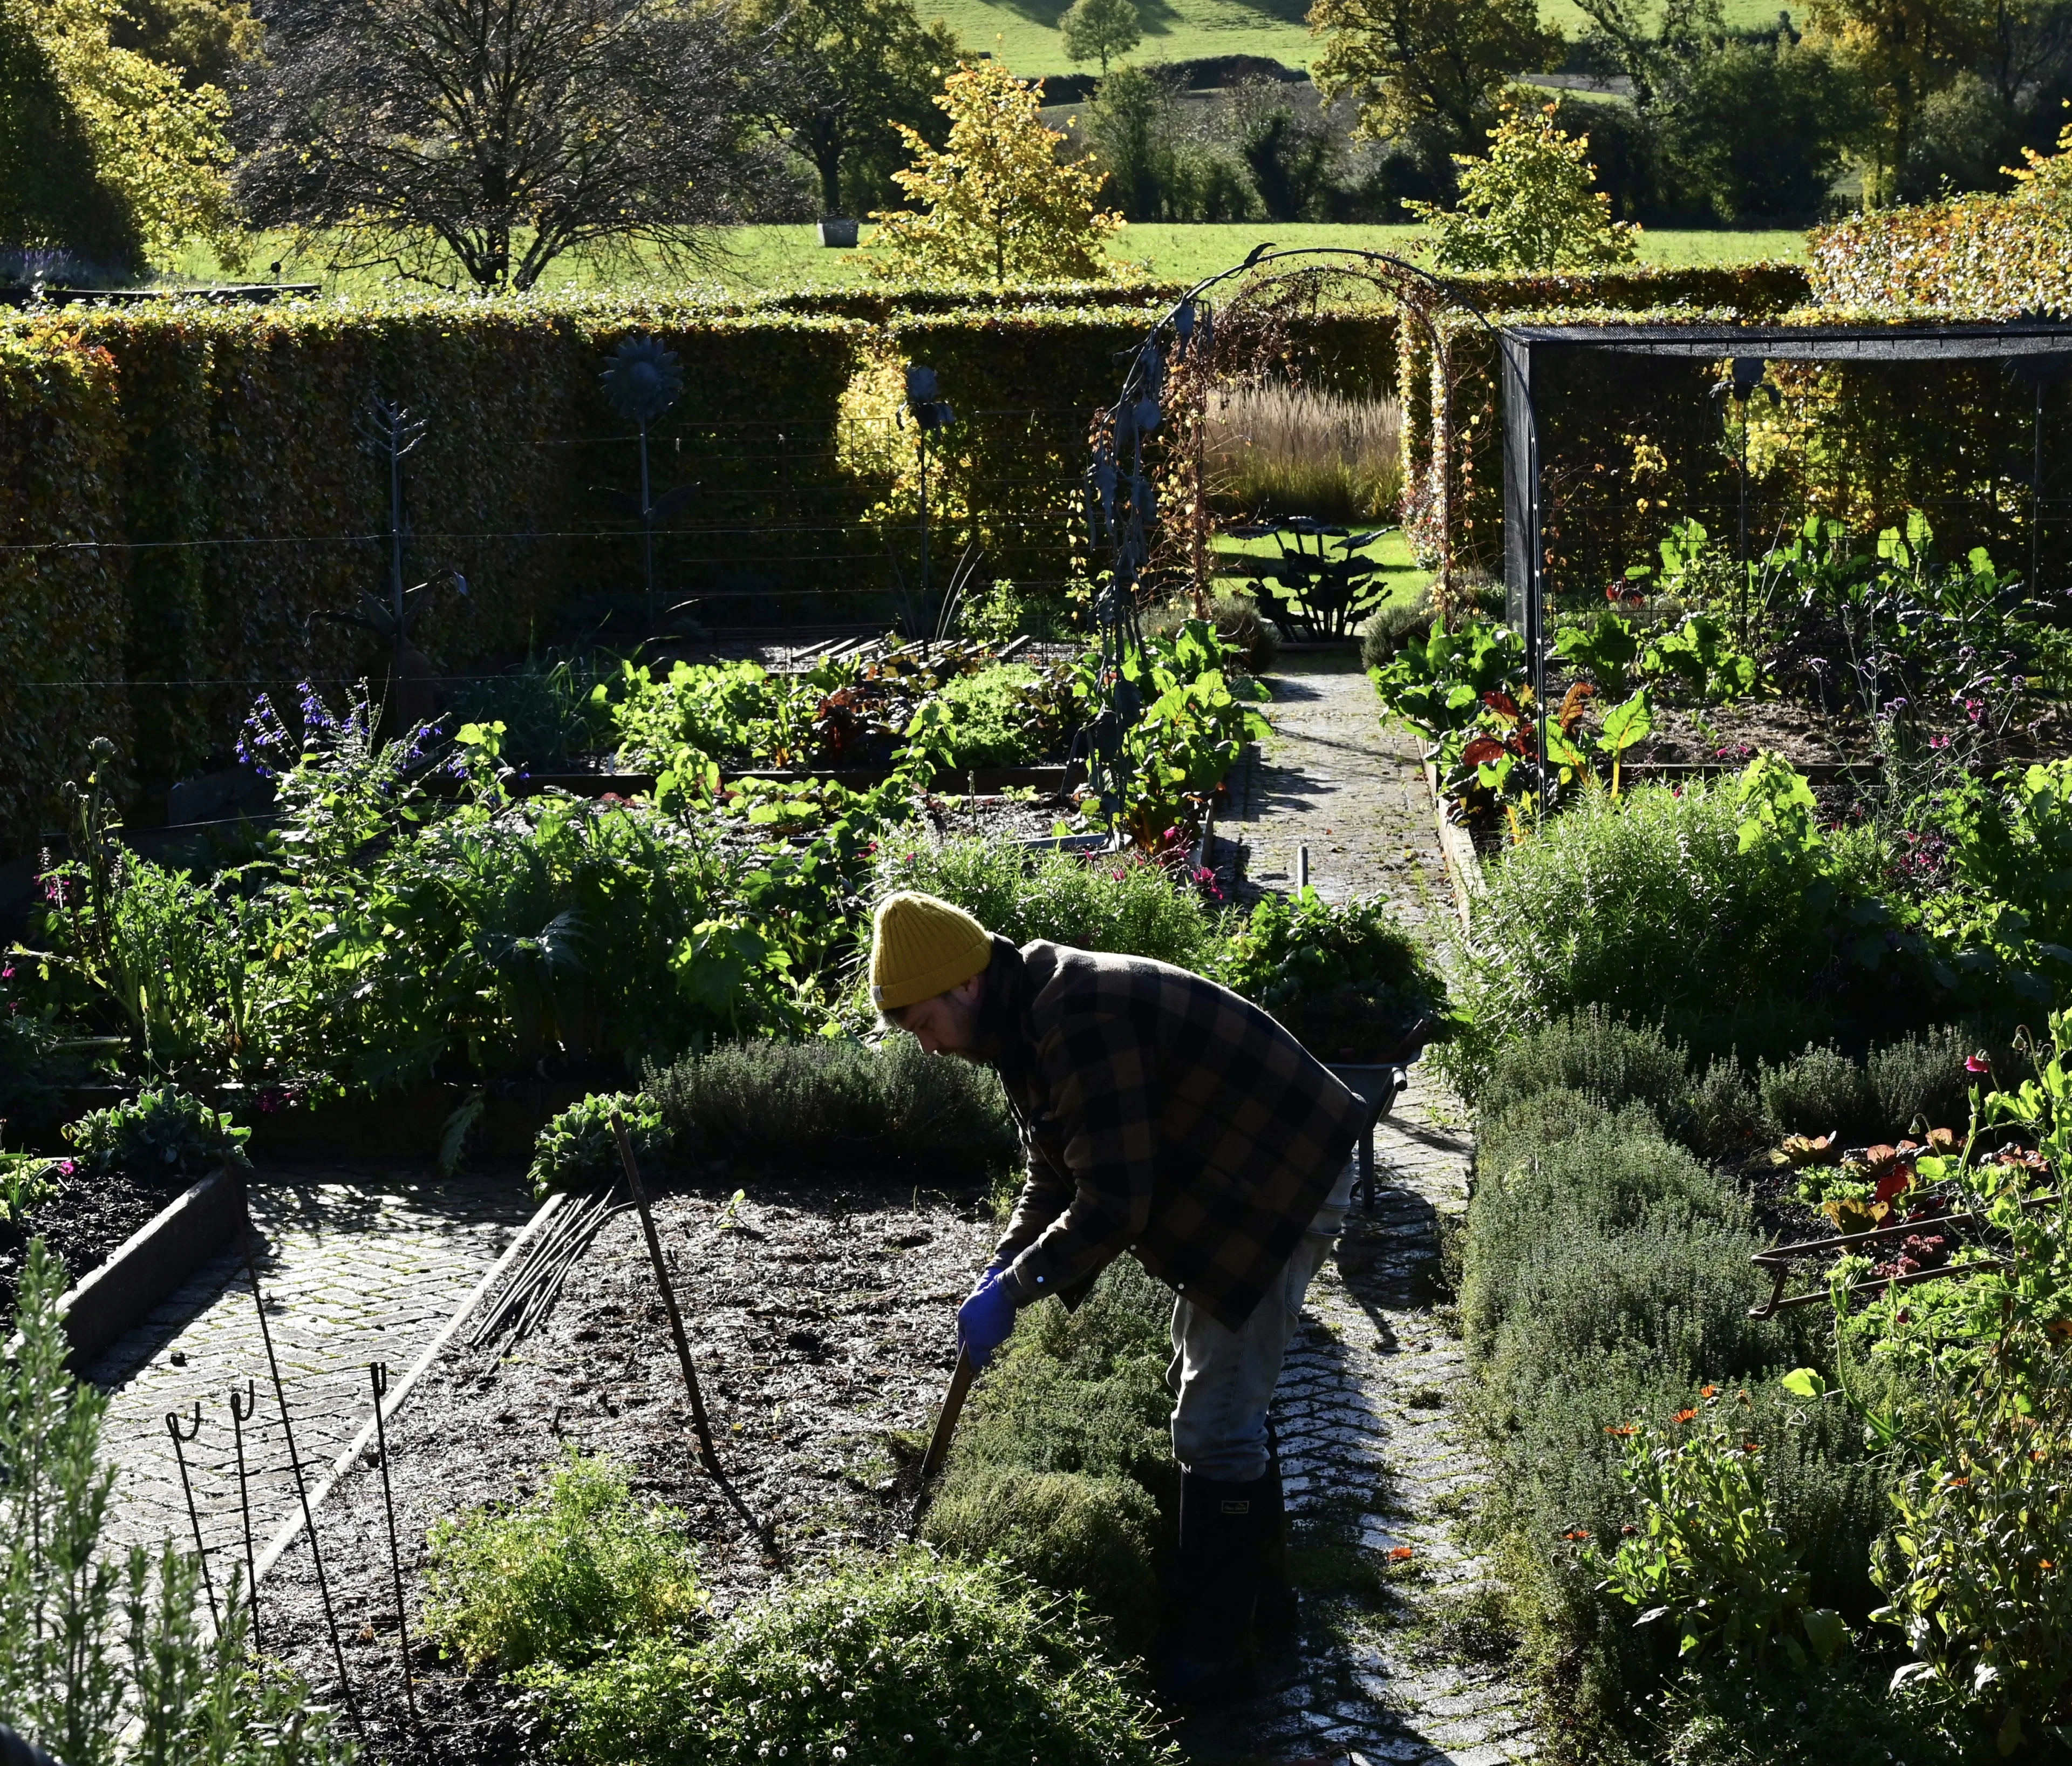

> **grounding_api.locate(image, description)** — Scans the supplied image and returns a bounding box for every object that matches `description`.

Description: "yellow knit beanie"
[870,892,994,1010]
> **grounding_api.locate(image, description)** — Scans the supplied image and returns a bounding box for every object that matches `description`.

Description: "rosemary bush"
[646,1035,1016,1176]
[878,836,1217,970]
[1447,773,1896,1079]
[925,1259,1175,1642]
[0,1241,348,1766]
[1462,1095,1893,1734]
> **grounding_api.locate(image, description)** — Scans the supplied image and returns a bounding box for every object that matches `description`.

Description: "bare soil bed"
[253,1172,1001,1765]
[0,1167,172,1316]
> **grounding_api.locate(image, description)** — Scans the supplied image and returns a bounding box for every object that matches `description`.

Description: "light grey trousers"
[1167,1164,1357,1482]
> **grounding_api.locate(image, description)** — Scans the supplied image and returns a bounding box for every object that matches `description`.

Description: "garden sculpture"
[599,336,695,633]
[869,889,1372,1702]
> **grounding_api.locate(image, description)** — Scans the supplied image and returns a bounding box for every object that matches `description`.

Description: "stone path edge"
[253,1187,567,1584]
[56,1166,248,1370]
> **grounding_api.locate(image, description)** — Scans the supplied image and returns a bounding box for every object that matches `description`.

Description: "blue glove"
[957,1269,1016,1369]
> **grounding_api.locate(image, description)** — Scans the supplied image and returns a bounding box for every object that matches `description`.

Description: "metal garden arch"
[1080,247,1544,820]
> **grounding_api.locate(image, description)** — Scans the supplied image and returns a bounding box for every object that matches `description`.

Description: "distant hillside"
[921,0,1794,82]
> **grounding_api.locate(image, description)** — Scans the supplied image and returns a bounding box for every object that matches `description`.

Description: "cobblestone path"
[1192,659,1536,1765]
[1229,652,1451,923]
[90,1168,531,1565]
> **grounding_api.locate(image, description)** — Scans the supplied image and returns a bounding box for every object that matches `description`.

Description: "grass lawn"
[910,0,1795,78]
[1213,522,1432,608]
[183,221,1804,300]
[691,221,1805,291]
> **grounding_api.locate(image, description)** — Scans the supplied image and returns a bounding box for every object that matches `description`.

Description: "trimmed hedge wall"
[1,298,873,839]
[0,330,131,850]
[0,264,1822,853]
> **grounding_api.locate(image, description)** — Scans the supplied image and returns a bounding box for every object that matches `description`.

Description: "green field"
[912,0,1796,76]
[184,221,1805,299]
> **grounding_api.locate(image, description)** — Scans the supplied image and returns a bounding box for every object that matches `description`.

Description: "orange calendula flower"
[1743,1442,1762,1453]
[1604,1424,1637,1437]
[1673,1408,1699,1424]
[1700,1385,1717,1398]
[1563,1529,1591,1541]
[2042,1560,2055,1570]
[1389,1546,1415,1562]
[1946,1475,1971,1487]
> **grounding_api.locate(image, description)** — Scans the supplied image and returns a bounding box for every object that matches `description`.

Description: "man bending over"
[871,889,1368,1699]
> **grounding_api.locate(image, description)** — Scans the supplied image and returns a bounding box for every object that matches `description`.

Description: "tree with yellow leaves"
[1801,0,1991,204]
[865,58,1124,285]
[0,0,238,273]
[1407,99,1638,271]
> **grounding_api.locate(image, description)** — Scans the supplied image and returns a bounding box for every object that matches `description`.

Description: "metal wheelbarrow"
[1326,1021,1435,1211]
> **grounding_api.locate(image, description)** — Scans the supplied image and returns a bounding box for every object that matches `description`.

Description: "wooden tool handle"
[909,1348,978,1535]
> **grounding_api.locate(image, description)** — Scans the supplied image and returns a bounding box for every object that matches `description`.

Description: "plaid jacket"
[985,939,1367,1332]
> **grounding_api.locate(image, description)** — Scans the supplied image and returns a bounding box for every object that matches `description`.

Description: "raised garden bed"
[57,1166,247,1369]
[0,1164,172,1321]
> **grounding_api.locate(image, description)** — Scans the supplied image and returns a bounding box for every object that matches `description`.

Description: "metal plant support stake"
[357,398,429,639]
[243,1232,363,1736]
[1714,356,1780,647]
[903,365,956,615]
[608,1112,775,1554]
[367,1362,419,1727]
[229,1379,263,1651]
[166,1402,220,1629]
[599,337,694,635]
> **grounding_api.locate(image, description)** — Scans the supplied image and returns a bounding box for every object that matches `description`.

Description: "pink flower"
[57,1159,75,1177]
[1,965,12,981]
[1967,1055,1992,1075]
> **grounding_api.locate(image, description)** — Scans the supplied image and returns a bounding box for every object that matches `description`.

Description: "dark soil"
[0,1166,176,1317]
[1626,692,1869,771]
[911,787,1089,845]
[254,1172,1001,1765]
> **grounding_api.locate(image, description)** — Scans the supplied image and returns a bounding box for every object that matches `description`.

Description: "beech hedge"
[0,265,1823,852]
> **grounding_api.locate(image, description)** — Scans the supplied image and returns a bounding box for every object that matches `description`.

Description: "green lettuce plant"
[1216,887,1448,1060]
[526,1092,669,1199]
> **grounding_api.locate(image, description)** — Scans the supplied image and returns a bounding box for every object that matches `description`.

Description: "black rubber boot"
[1154,1470,1269,1704]
[1254,1425,1299,1649]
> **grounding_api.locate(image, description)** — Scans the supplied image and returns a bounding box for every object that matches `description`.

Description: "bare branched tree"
[238,0,798,289]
